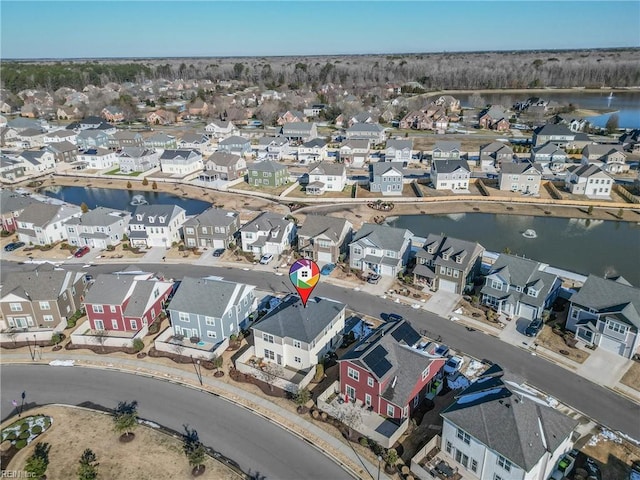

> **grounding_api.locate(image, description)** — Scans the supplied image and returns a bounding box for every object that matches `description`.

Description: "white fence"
[411,435,442,480]
[0,329,57,344]
[153,327,229,361]
[234,346,315,392]
[70,320,147,348]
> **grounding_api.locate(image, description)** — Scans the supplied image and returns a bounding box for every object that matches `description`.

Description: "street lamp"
[191,355,203,386]
[377,455,382,480]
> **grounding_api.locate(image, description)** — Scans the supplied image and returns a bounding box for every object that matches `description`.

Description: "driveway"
[425,290,461,317]
[576,347,632,388]
[499,317,533,349]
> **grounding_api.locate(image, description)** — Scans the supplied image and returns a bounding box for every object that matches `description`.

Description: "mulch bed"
[119,432,135,443]
[1,339,56,349]
[147,347,217,370]
[0,442,19,470]
[64,342,137,355]
[229,367,289,398]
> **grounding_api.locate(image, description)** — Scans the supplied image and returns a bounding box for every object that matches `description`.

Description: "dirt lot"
[3,406,240,480]
[536,325,590,364]
[620,361,640,392]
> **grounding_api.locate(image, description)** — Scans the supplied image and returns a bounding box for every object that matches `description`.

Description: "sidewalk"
[1,352,390,480]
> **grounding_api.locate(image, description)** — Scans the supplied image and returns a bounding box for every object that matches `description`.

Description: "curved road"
[0,365,352,480]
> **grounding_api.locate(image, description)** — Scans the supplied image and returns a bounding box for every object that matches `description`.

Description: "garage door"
[211,239,225,249]
[317,251,333,265]
[599,335,626,356]
[438,279,458,293]
[518,304,536,321]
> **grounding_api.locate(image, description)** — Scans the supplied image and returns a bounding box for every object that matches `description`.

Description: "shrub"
[385,448,399,466]
[19,431,30,440]
[20,423,30,431]
[67,318,77,328]
[314,363,324,381]
[126,181,132,189]
[52,332,62,345]
[15,439,27,450]
[132,338,144,353]
[31,425,42,434]
[142,177,149,186]
[6,432,17,441]
[359,437,369,447]
[152,181,158,190]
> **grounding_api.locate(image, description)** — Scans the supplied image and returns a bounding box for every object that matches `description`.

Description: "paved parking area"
[498,316,534,348]
[577,347,632,388]
[424,290,461,317]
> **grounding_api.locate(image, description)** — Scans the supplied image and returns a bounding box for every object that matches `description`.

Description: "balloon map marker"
[289,259,320,307]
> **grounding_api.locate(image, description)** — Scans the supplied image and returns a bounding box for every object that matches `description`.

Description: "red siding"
[86,303,123,331]
[339,361,381,411]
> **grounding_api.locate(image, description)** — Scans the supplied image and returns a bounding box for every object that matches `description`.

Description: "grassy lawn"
[285,185,354,199]
[4,406,240,480]
[620,361,640,392]
[232,181,291,196]
[536,325,589,364]
[104,168,142,177]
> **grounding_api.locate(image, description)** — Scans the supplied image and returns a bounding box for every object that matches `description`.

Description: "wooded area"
[2,48,639,93]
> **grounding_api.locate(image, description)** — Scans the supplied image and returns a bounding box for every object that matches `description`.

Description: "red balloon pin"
[289,259,320,307]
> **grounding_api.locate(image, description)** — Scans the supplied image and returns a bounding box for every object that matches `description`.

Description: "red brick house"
[101,106,125,123]
[83,273,173,332]
[338,319,446,422]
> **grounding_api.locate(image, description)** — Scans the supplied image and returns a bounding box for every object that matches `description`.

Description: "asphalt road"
[3,260,640,440]
[0,365,352,480]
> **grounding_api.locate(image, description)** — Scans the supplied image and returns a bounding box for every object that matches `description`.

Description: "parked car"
[212,248,225,257]
[443,355,465,375]
[259,253,273,264]
[3,242,25,252]
[387,313,403,322]
[320,263,336,276]
[367,273,381,284]
[435,344,450,357]
[73,246,90,258]
[525,318,543,337]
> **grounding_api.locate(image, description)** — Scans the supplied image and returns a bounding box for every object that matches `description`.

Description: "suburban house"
[101,106,125,122]
[218,135,252,156]
[252,295,346,370]
[400,110,434,131]
[0,190,38,233]
[43,129,77,144]
[46,141,79,163]
[16,203,82,245]
[205,120,238,139]
[83,273,173,332]
[77,148,117,170]
[76,130,110,150]
[435,95,462,113]
[182,207,240,249]
[530,142,568,172]
[118,147,160,173]
[57,106,82,120]
[247,160,289,187]
[0,265,88,334]
[566,275,640,358]
[532,124,575,147]
[499,162,542,194]
[349,112,374,126]
[432,141,462,160]
[0,155,25,181]
[369,162,405,196]
[64,207,131,249]
[277,110,305,125]
[17,150,56,173]
[281,122,317,143]
[201,151,246,181]
[178,133,211,153]
[431,159,470,191]
[15,128,46,148]
[168,276,257,342]
[306,161,347,195]
[144,132,177,150]
[303,104,326,118]
[385,139,414,162]
[258,136,291,161]
[128,204,187,248]
[478,142,514,169]
[349,223,413,277]
[478,105,510,131]
[413,234,484,294]
[564,164,613,198]
[146,109,176,126]
[481,254,562,320]
[338,319,446,426]
[108,131,144,149]
[339,139,370,167]
[159,149,204,177]
[297,138,328,164]
[581,144,629,174]
[346,123,386,143]
[239,212,296,256]
[187,99,209,117]
[440,365,578,480]
[297,215,353,265]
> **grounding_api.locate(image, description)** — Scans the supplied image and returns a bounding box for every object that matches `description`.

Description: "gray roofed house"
[566,275,640,358]
[118,146,160,173]
[144,132,177,149]
[581,144,628,174]
[258,135,291,160]
[182,207,240,249]
[481,254,562,320]
[46,140,78,163]
[432,141,461,160]
[564,164,613,197]
[413,234,484,294]
[16,203,82,245]
[239,212,296,256]
[159,149,203,177]
[217,135,252,156]
[306,161,347,195]
[178,132,210,151]
[385,139,414,162]
[530,142,568,172]
[251,295,346,370]
[369,161,405,196]
[532,124,576,147]
[346,123,386,143]
[64,206,131,249]
[246,160,289,188]
[129,204,187,248]
[349,223,413,277]
[297,215,353,265]
[430,159,470,191]
[281,122,317,143]
[168,276,257,343]
[17,149,56,172]
[441,366,578,477]
[107,130,144,149]
[76,129,110,149]
[0,190,38,232]
[201,151,247,181]
[479,141,514,168]
[499,161,542,193]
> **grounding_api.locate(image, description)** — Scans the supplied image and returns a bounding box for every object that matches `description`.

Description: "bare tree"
[258,362,283,392]
[6,329,19,347]
[172,340,186,359]
[335,402,363,440]
[93,330,108,352]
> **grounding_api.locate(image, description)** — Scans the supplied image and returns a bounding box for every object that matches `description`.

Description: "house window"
[43,315,54,322]
[110,305,117,313]
[263,333,274,343]
[365,393,372,406]
[386,404,395,417]
[607,321,628,335]
[421,366,430,381]
[353,247,362,255]
[130,320,138,330]
[497,455,512,472]
[111,319,119,329]
[528,288,538,297]
[347,367,359,381]
[471,459,478,472]
[491,280,502,290]
[186,227,194,234]
[294,356,301,363]
[293,340,301,348]
[264,349,275,360]
[457,429,470,445]
[9,303,23,312]
[179,312,190,323]
[570,308,579,319]
[346,385,356,400]
[205,317,215,326]
[367,377,374,387]
[445,441,452,454]
[207,331,217,339]
[453,270,459,278]
[92,305,104,314]
[494,475,504,480]
[39,301,50,310]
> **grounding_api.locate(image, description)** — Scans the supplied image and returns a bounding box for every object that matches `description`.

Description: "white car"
[443,355,464,375]
[259,253,274,264]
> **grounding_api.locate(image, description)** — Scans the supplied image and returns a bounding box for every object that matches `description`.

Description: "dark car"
[387,313,403,322]
[367,273,381,284]
[3,242,25,252]
[320,264,336,276]
[74,246,90,258]
[212,248,225,257]
[525,318,543,337]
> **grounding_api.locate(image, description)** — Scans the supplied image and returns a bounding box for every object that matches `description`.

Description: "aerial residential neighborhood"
[1,1,639,480]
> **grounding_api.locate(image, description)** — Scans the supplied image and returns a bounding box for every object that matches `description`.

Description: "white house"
[252,295,346,370]
[43,129,77,144]
[239,212,296,256]
[349,223,413,277]
[297,138,328,164]
[339,139,370,168]
[16,203,82,245]
[581,144,629,174]
[77,148,117,170]
[159,149,204,177]
[17,150,56,173]
[431,159,470,191]
[440,365,578,480]
[565,164,613,198]
[128,204,187,248]
[385,139,414,162]
[205,120,238,139]
[65,207,131,249]
[306,161,347,195]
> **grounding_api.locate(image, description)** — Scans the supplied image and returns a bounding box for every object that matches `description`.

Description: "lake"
[389,213,640,285]
[40,186,212,216]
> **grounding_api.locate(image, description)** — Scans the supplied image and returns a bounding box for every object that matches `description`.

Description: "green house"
[247,160,289,187]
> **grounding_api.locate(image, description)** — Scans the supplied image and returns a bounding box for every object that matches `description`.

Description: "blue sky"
[2,1,639,59]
